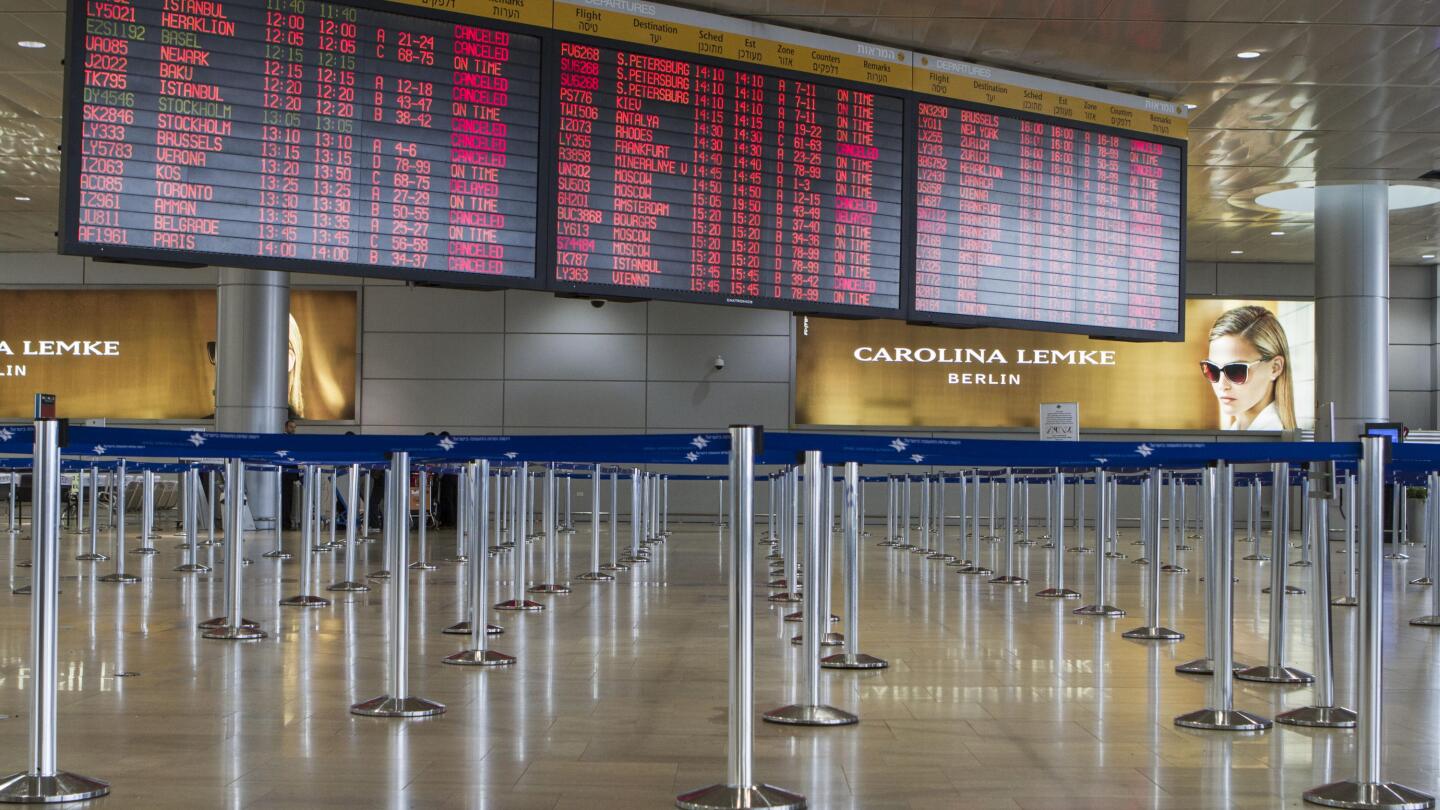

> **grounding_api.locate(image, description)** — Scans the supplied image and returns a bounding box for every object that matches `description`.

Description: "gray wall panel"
[505,381,646,428]
[360,380,503,428]
[1389,344,1435,392]
[363,285,504,333]
[364,333,503,380]
[2,253,84,285]
[646,382,789,428]
[1391,298,1432,344]
[506,290,646,334]
[648,301,791,335]
[1391,391,1433,430]
[647,335,790,382]
[505,334,646,380]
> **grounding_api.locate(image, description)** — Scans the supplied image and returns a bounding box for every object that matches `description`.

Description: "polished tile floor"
[2,513,1439,809]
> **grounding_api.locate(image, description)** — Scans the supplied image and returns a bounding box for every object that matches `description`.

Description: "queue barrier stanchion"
[130,467,158,554]
[769,468,802,602]
[0,403,110,804]
[577,463,614,582]
[989,469,1026,585]
[329,463,370,592]
[763,449,857,728]
[76,465,106,562]
[444,463,480,634]
[1175,466,1246,675]
[618,468,649,565]
[97,459,139,585]
[928,473,954,561]
[1244,476,1271,561]
[877,476,897,547]
[1069,471,1092,553]
[1075,467,1124,617]
[1174,460,1271,732]
[1278,462,1356,728]
[200,458,264,639]
[1386,483,1410,560]
[1160,471,1188,573]
[676,426,805,810]
[601,468,627,573]
[1335,471,1360,606]
[1408,473,1434,586]
[262,466,291,560]
[359,469,374,542]
[5,471,16,536]
[1238,461,1314,683]
[1304,435,1434,809]
[445,459,514,667]
[1037,470,1080,599]
[202,470,218,548]
[366,467,393,580]
[1122,468,1183,641]
[174,465,211,574]
[496,463,544,611]
[444,467,469,564]
[352,451,445,718]
[793,463,842,647]
[529,463,570,594]
[822,460,888,671]
[1411,470,1440,625]
[407,469,436,570]
[280,465,330,608]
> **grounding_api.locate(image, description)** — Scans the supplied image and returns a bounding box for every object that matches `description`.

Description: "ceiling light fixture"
[14,196,30,202]
[1254,184,1440,213]
[1425,254,1437,260]
[1183,103,1198,110]
[17,40,45,49]
[1236,50,1262,59]
[1230,250,1244,255]
[1270,231,1285,236]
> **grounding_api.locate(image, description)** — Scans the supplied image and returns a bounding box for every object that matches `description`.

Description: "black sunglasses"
[1199,359,1269,385]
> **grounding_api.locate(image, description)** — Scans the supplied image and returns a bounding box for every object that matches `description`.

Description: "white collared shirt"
[1223,402,1283,431]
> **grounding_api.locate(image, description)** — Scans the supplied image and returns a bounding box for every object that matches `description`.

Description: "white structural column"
[1315,183,1389,438]
[215,268,290,526]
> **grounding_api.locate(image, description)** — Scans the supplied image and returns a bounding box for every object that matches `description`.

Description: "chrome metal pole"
[898,476,913,550]
[1335,471,1360,606]
[497,464,543,611]
[1124,470,1182,640]
[578,464,612,581]
[620,468,648,565]
[991,469,1025,584]
[929,473,952,561]
[914,473,929,554]
[1239,462,1311,683]
[263,467,291,560]
[1305,437,1433,809]
[1412,471,1440,622]
[678,426,804,810]
[175,467,209,573]
[446,459,514,667]
[0,411,110,803]
[602,469,625,572]
[880,476,895,547]
[130,467,157,553]
[77,465,105,562]
[1178,468,1223,674]
[281,465,329,608]
[531,464,569,593]
[330,464,368,592]
[772,468,801,602]
[360,469,373,541]
[408,469,434,569]
[823,461,887,671]
[98,460,138,585]
[201,459,262,639]
[1076,468,1123,617]
[1176,461,1271,731]
[1244,476,1269,560]
[1295,476,1314,567]
[764,449,856,727]
[1038,471,1079,599]
[563,473,573,533]
[352,451,445,717]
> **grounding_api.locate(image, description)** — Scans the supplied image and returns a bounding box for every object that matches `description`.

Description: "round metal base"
[408,561,437,571]
[1074,604,1126,617]
[349,695,446,717]
[201,624,267,641]
[279,594,331,608]
[1132,558,1151,565]
[783,612,838,624]
[926,553,957,561]
[1174,658,1249,675]
[1261,585,1307,595]
[173,563,212,573]
[876,540,898,547]
[1411,577,1433,586]
[768,592,803,603]
[97,573,140,584]
[962,566,994,576]
[761,703,859,726]
[820,651,889,670]
[1174,708,1272,731]
[328,580,371,592]
[527,584,571,594]
[1067,546,1094,553]
[0,770,111,803]
[494,598,545,611]
[1036,587,1082,599]
[618,555,650,564]
[989,575,1028,585]
[790,631,844,647]
[443,555,469,564]
[1332,595,1359,606]
[262,550,292,559]
[767,578,789,588]
[1243,553,1271,561]
[1105,551,1127,559]
[129,547,158,555]
[1235,664,1314,684]
[367,570,391,579]
[1160,564,1189,573]
[1409,615,1440,627]
[1122,625,1184,641]
[1384,552,1411,560]
[944,559,972,568]
[1175,544,1193,551]
[10,586,30,595]
[442,648,516,667]
[1291,559,1313,567]
[599,563,630,572]
[74,553,108,562]
[1277,705,1358,728]
[1304,780,1435,809]
[675,783,806,810]
[197,616,260,630]
[576,571,615,581]
[443,621,504,635]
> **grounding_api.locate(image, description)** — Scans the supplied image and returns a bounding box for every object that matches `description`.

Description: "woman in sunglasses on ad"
[1202,305,1297,431]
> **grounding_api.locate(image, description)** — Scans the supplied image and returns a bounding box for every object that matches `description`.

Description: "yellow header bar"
[553,0,909,89]
[385,0,553,29]
[914,54,1188,140]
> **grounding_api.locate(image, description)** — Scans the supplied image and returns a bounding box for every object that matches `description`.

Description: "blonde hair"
[288,313,305,419]
[1209,305,1295,430]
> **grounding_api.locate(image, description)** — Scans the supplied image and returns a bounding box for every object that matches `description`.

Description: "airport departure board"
[909,57,1187,339]
[550,40,906,315]
[63,0,543,284]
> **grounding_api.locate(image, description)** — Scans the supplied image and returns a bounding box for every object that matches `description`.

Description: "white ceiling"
[0,0,1436,265]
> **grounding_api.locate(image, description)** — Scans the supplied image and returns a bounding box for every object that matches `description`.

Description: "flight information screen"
[912,100,1185,339]
[551,41,906,316]
[63,0,542,285]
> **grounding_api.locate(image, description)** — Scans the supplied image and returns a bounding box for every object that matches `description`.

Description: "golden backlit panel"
[0,289,356,420]
[795,299,1312,430]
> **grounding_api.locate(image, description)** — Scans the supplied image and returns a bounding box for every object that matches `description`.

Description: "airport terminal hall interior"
[5,0,1440,808]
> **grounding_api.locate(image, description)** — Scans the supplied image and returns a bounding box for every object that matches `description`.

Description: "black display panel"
[550,40,906,316]
[911,100,1186,340]
[62,0,543,286]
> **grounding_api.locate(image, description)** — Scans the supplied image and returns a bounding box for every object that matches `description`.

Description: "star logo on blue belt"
[890,438,908,452]
[910,453,925,463]
[691,436,709,449]
[187,432,206,447]
[93,445,107,455]
[438,436,456,451]
[0,429,12,442]
[686,452,698,462]
[1137,444,1154,457]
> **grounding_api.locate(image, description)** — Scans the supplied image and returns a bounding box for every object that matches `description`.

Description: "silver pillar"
[215,269,289,527]
[1315,183,1390,439]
